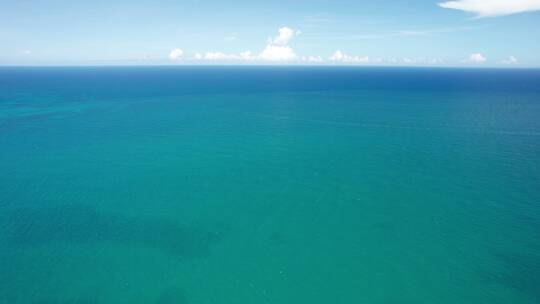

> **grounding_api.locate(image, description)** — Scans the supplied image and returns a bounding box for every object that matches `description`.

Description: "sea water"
[1,66,539,303]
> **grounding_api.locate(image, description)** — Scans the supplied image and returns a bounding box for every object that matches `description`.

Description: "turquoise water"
[1,67,540,303]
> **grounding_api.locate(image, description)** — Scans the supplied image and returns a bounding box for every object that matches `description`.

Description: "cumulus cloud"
[190,27,300,62]
[192,47,296,62]
[169,48,184,60]
[270,27,301,46]
[239,51,255,60]
[201,52,235,60]
[170,27,451,66]
[257,27,299,61]
[258,45,297,61]
[438,0,540,17]
[500,55,518,64]
[466,53,487,63]
[329,50,345,61]
[329,50,369,63]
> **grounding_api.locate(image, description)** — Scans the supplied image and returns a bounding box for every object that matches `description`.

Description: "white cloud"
[271,27,300,46]
[329,50,369,63]
[239,51,255,60]
[167,27,451,66]
[329,50,345,61]
[466,53,487,63]
[191,47,296,62]
[186,45,442,66]
[190,27,300,62]
[353,56,370,63]
[201,52,235,60]
[258,45,297,61]
[438,0,540,17]
[256,27,299,61]
[191,51,254,61]
[169,48,184,60]
[500,55,518,64]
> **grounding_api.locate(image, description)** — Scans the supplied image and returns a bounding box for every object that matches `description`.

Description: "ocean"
[1,66,539,304]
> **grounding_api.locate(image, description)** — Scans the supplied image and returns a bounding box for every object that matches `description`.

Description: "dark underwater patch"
[1,204,226,259]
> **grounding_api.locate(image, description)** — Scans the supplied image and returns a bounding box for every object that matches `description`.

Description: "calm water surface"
[1,67,540,303]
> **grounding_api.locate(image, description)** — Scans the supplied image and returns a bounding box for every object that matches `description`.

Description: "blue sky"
[1,0,540,66]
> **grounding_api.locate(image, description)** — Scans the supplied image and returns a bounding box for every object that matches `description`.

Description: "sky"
[1,0,540,67]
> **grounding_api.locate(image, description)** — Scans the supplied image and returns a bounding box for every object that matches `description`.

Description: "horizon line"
[0,64,539,70]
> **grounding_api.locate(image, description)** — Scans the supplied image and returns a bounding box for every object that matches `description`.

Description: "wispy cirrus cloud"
[304,26,478,41]
[398,26,479,36]
[438,0,540,17]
